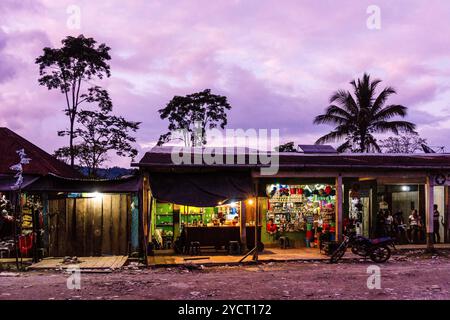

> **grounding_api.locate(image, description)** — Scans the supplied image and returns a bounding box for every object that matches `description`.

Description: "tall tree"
[314,73,416,152]
[379,131,428,153]
[157,89,231,147]
[36,35,112,167]
[54,110,140,177]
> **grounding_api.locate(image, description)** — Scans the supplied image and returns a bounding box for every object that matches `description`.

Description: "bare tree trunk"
[69,117,75,167]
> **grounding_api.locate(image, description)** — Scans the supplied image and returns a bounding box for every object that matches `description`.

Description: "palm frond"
[372,87,397,114]
[369,78,382,96]
[371,120,416,135]
[314,114,350,125]
[336,140,352,152]
[373,104,407,121]
[329,90,350,105]
[325,105,352,118]
[315,126,350,144]
[314,73,416,153]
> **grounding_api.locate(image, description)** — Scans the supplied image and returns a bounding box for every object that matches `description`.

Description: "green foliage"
[36,35,112,166]
[275,142,296,152]
[54,110,140,177]
[314,73,416,153]
[157,89,231,146]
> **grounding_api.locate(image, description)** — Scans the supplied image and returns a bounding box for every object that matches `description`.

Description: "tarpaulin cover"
[148,171,254,207]
[22,174,141,193]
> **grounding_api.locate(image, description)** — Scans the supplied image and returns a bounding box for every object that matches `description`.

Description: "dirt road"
[1,251,449,300]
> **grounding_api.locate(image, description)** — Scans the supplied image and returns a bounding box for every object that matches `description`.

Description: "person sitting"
[266,218,278,241]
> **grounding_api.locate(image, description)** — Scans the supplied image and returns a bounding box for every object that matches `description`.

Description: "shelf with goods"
[179,206,215,225]
[155,202,174,240]
[265,184,337,247]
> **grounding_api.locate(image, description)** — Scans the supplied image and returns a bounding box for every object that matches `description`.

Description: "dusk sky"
[1,0,450,168]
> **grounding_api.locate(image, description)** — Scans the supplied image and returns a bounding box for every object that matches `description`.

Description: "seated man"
[267,218,278,236]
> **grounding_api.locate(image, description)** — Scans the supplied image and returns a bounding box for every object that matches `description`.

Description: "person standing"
[409,209,419,244]
[433,204,441,244]
[385,211,394,237]
[376,210,386,237]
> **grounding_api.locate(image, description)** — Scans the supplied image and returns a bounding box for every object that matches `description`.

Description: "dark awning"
[23,174,141,193]
[148,171,254,207]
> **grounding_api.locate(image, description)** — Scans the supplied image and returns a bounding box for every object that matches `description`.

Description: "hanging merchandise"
[266,183,336,248]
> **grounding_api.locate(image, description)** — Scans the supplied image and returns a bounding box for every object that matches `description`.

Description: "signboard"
[433,173,450,186]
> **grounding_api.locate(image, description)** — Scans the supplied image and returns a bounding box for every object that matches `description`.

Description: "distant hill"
[78,166,137,179]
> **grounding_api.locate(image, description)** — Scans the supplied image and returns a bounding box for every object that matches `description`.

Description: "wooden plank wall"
[48,194,131,257]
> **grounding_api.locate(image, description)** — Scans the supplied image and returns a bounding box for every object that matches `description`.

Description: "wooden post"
[131,194,140,253]
[336,175,343,241]
[425,176,435,252]
[445,186,449,243]
[240,201,247,251]
[13,191,20,270]
[253,182,259,261]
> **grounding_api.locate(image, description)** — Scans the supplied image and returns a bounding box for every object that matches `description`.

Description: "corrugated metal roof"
[134,147,450,170]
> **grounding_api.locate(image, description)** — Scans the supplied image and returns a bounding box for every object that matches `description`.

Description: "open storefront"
[260,181,337,249]
[135,147,450,263]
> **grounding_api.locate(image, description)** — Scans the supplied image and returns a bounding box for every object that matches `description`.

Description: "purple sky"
[1,0,450,167]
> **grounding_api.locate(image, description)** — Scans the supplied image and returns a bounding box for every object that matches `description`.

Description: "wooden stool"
[189,241,200,255]
[0,247,10,258]
[279,236,290,249]
[228,241,241,255]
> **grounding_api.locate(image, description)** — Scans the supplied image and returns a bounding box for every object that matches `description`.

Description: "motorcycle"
[330,232,396,263]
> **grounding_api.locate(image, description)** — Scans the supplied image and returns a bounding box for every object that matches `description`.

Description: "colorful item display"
[266,183,336,248]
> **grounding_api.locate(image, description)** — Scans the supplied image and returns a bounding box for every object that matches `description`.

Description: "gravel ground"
[1,251,449,300]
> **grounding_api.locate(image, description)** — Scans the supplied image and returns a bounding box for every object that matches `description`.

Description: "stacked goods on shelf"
[155,202,174,239]
[266,184,337,247]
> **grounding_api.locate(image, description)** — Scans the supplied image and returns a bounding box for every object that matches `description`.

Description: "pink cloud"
[1,0,450,168]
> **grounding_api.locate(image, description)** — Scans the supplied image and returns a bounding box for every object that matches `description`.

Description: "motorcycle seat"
[370,237,392,244]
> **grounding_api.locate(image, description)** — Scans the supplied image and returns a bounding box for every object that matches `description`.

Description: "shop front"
[259,180,337,249]
[141,169,260,256]
[150,200,261,254]
[375,182,448,244]
[135,147,450,261]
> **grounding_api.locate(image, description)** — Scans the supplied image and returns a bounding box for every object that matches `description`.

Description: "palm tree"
[314,73,416,153]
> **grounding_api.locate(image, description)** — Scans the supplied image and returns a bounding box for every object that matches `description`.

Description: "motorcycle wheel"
[330,243,347,264]
[370,245,391,263]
